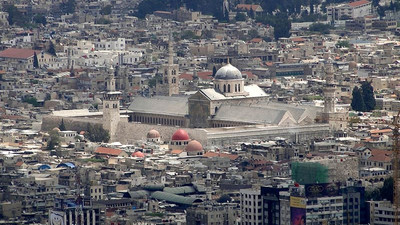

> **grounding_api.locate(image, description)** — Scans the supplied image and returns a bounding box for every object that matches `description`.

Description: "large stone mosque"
[42,40,343,146]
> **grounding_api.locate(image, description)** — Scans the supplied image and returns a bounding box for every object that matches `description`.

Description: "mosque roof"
[185,140,203,152]
[172,129,190,141]
[147,129,160,138]
[215,64,243,80]
[213,105,293,125]
[128,96,188,116]
[199,84,267,101]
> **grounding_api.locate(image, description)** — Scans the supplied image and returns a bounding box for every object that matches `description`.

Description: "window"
[223,84,226,92]
[228,84,231,92]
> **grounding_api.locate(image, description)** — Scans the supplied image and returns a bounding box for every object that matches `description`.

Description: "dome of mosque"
[171,129,190,141]
[147,129,160,139]
[215,64,243,80]
[185,140,203,152]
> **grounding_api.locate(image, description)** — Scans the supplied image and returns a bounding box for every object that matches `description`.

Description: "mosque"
[43,42,340,146]
[127,63,321,129]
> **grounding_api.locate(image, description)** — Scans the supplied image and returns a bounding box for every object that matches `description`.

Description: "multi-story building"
[186,203,239,225]
[240,189,263,225]
[369,200,399,224]
[327,0,372,21]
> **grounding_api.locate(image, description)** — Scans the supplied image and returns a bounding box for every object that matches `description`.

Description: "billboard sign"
[290,196,306,225]
[49,210,65,225]
[305,183,340,198]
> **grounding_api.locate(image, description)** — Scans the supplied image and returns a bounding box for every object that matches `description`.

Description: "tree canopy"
[351,86,366,112]
[85,124,110,143]
[361,81,376,111]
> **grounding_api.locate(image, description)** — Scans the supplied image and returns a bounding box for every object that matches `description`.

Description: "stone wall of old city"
[41,116,103,132]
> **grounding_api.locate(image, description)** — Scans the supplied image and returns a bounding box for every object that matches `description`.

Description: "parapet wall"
[114,121,208,145]
[41,116,103,132]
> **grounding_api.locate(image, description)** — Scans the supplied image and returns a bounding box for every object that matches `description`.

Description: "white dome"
[215,64,242,80]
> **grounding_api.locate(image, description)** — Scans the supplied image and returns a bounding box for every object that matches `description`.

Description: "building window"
[223,84,226,92]
[228,84,231,92]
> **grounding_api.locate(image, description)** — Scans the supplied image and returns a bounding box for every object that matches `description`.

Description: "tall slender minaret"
[103,66,121,141]
[223,0,229,16]
[156,34,180,96]
[324,53,336,114]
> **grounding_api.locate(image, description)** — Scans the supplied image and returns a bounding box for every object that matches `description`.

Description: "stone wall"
[41,116,103,132]
[114,121,208,145]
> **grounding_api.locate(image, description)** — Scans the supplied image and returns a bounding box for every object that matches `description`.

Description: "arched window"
[228,84,231,92]
[218,84,220,90]
[223,84,226,92]
[235,84,238,92]
[172,70,176,75]
[238,84,241,92]
[172,77,176,83]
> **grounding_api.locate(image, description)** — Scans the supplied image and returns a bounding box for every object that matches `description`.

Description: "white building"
[369,200,399,224]
[327,0,371,21]
[240,189,263,225]
[94,38,126,51]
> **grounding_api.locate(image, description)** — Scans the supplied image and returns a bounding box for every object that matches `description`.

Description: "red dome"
[147,129,160,139]
[171,129,190,141]
[185,140,203,152]
[132,151,145,158]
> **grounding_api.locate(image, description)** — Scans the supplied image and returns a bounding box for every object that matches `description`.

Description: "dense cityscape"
[0,0,400,224]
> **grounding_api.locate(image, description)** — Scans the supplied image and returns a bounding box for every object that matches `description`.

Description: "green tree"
[100,5,112,15]
[60,0,76,14]
[249,7,255,19]
[217,194,231,203]
[47,41,57,56]
[181,30,199,40]
[336,40,350,48]
[33,14,47,25]
[361,81,376,111]
[212,66,217,77]
[47,130,61,150]
[23,96,40,107]
[59,119,66,131]
[4,4,26,26]
[380,177,393,202]
[85,123,110,143]
[33,52,39,68]
[309,23,332,34]
[235,12,247,21]
[248,29,259,39]
[351,86,366,112]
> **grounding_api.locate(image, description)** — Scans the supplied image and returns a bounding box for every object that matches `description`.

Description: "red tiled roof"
[203,152,239,160]
[242,71,257,79]
[0,48,41,59]
[236,4,261,11]
[369,129,392,134]
[349,0,370,7]
[250,38,263,43]
[171,149,183,154]
[369,149,392,162]
[95,147,123,156]
[291,37,305,42]
[15,161,24,167]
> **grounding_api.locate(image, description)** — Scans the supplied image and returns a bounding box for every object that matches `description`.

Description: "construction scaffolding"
[291,161,329,185]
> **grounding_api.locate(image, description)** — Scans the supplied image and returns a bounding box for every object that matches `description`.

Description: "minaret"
[223,0,229,16]
[102,66,121,141]
[156,34,180,96]
[324,54,335,114]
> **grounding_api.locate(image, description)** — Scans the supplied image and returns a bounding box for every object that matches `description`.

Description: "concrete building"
[327,0,372,21]
[186,203,239,225]
[369,200,399,224]
[240,189,263,225]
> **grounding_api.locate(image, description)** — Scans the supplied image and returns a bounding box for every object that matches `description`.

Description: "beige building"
[0,48,58,70]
